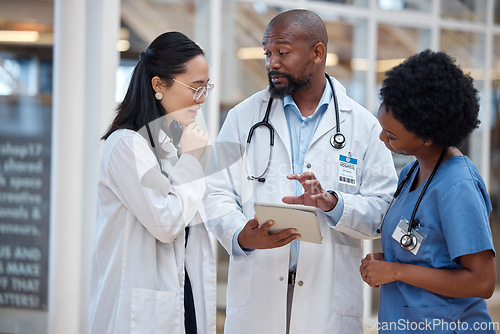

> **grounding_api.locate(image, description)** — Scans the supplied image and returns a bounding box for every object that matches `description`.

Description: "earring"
[155,92,163,100]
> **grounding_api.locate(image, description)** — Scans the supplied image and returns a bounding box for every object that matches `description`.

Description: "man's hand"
[238,218,300,250]
[282,172,338,211]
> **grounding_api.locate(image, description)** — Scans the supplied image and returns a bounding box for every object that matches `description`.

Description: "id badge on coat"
[392,217,425,255]
[338,154,357,186]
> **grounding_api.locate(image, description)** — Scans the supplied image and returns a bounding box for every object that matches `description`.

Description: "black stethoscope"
[245,73,345,183]
[377,148,448,251]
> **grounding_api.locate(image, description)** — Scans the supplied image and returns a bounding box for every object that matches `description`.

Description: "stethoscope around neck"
[377,148,448,251]
[244,73,345,183]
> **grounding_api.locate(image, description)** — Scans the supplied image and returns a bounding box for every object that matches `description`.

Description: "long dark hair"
[102,31,204,140]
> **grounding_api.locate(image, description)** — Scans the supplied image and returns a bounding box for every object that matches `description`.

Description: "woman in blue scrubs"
[360,50,496,334]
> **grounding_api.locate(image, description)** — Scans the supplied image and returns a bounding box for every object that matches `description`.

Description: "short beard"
[267,71,312,99]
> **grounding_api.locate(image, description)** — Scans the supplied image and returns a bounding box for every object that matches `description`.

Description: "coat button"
[279,276,284,281]
[298,281,304,286]
[306,163,311,168]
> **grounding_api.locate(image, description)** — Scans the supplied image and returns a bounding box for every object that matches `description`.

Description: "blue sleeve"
[324,191,344,226]
[439,180,495,261]
[232,227,254,257]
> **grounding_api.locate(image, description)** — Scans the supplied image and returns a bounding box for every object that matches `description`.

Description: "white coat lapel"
[267,98,292,159]
[310,77,352,145]
[310,102,337,145]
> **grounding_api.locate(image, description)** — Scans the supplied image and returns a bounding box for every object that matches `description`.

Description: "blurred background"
[0,0,500,333]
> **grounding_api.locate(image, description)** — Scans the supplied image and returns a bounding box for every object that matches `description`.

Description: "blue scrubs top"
[379,156,495,334]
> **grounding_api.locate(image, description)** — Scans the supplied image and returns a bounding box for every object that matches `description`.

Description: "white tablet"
[254,202,323,244]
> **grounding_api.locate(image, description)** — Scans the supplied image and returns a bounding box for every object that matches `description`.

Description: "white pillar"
[49,0,119,332]
[49,0,86,332]
[81,0,120,330]
[81,0,120,332]
[207,0,222,140]
[481,0,494,189]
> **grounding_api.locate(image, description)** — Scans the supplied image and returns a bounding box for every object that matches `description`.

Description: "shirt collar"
[283,80,333,120]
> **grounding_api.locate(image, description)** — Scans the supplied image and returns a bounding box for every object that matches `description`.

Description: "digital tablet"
[254,202,323,244]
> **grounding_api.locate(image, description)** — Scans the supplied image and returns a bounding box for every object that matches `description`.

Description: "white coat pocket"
[226,255,253,307]
[130,288,182,334]
[333,243,364,318]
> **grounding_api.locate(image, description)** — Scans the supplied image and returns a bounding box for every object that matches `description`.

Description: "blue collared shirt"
[283,82,343,270]
[232,82,344,267]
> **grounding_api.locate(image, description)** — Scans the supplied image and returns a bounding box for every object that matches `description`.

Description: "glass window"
[115,60,135,103]
[221,2,277,106]
[441,0,487,23]
[375,23,431,136]
[378,0,432,12]
[0,17,53,334]
[496,0,500,24]
[441,30,486,166]
[0,57,48,96]
[377,24,431,66]
[308,0,369,7]
[119,0,209,66]
[226,3,369,107]
[491,34,500,283]
[326,16,369,106]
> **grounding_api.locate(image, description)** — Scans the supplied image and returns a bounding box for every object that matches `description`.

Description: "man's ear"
[312,43,326,64]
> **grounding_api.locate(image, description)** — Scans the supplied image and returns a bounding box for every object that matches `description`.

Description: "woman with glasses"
[89,31,216,334]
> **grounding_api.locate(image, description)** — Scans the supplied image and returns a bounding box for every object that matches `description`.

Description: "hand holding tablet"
[253,202,323,244]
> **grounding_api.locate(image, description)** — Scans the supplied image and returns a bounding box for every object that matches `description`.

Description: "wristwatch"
[327,190,339,200]
[326,190,339,212]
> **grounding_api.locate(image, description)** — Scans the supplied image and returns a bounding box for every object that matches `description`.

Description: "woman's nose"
[194,95,206,104]
[379,130,388,143]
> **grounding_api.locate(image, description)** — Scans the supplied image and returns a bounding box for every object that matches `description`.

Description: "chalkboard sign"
[0,95,51,310]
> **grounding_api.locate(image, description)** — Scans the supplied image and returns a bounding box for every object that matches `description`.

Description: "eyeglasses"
[172,78,214,100]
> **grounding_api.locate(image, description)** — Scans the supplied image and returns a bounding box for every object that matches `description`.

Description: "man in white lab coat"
[205,9,397,334]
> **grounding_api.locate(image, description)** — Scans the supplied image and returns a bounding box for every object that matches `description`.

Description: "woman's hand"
[180,122,209,161]
[360,253,392,288]
[360,250,496,298]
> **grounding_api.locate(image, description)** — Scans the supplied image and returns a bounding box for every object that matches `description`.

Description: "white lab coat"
[89,128,216,334]
[204,78,397,334]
